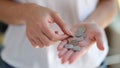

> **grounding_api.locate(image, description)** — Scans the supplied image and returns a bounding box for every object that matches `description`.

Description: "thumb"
[51,12,72,35]
[95,32,104,51]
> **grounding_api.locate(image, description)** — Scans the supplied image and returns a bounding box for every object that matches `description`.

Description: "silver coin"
[75,32,86,38]
[82,33,86,38]
[64,44,74,49]
[75,33,83,37]
[74,36,85,42]
[70,39,79,46]
[78,26,86,33]
[75,26,86,37]
[73,46,81,51]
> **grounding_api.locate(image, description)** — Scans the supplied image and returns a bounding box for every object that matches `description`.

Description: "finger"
[95,32,104,51]
[41,22,68,41]
[60,38,89,64]
[51,12,72,35]
[27,27,45,48]
[57,40,67,51]
[29,38,39,48]
[68,48,86,64]
[30,30,45,48]
[69,38,92,64]
[55,31,59,34]
[55,30,70,40]
[58,48,68,58]
[56,34,69,40]
[78,38,91,47]
[28,37,39,48]
[39,32,55,46]
[27,33,42,48]
[34,37,45,48]
[30,26,51,47]
[61,50,74,64]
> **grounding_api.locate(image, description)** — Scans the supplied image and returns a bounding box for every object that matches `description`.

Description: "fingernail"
[35,45,39,48]
[62,60,65,64]
[69,61,72,64]
[65,28,72,35]
[101,46,105,51]
[59,55,62,58]
[57,48,61,51]
[59,55,61,58]
[68,30,73,35]
[57,48,59,51]
[58,54,62,58]
[69,60,73,64]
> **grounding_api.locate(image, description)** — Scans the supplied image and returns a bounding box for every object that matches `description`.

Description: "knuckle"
[39,45,44,48]
[54,12,60,16]
[50,36,56,41]
[46,41,51,45]
[52,12,61,18]
[63,23,67,27]
[50,37,55,41]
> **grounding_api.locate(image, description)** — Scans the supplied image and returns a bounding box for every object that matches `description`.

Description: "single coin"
[78,26,86,33]
[82,33,87,38]
[75,32,86,38]
[70,39,79,46]
[73,46,81,51]
[74,36,85,42]
[75,33,83,37]
[64,44,74,49]
[75,26,87,37]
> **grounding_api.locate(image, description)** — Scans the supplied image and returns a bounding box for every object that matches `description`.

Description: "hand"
[57,23,104,64]
[23,4,72,48]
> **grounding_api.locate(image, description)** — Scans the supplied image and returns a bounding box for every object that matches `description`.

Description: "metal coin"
[75,33,83,37]
[73,46,81,51]
[82,33,86,38]
[75,26,87,37]
[75,32,86,38]
[70,39,79,46]
[78,26,86,33]
[74,36,85,42]
[64,44,74,49]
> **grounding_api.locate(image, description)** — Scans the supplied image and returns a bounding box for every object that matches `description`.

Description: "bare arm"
[57,0,117,64]
[0,0,26,25]
[0,0,72,47]
[84,0,117,28]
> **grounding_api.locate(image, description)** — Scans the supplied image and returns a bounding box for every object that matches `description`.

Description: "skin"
[57,0,117,64]
[0,0,72,48]
[0,0,117,65]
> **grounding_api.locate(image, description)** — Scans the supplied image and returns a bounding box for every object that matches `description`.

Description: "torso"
[1,0,109,68]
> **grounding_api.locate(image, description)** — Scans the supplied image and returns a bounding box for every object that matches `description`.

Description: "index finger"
[41,21,68,41]
[51,12,72,35]
[69,38,93,64]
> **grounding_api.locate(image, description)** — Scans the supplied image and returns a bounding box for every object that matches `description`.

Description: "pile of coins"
[64,26,87,52]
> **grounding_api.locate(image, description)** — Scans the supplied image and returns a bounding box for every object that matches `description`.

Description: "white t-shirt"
[1,0,109,68]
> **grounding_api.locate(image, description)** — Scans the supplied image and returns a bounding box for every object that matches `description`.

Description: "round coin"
[82,33,86,38]
[74,36,85,42]
[73,46,81,51]
[70,39,79,46]
[75,32,86,38]
[75,32,83,37]
[78,26,86,33]
[64,44,74,49]
[75,26,87,37]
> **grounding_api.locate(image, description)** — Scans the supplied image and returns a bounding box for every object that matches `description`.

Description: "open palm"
[57,23,104,64]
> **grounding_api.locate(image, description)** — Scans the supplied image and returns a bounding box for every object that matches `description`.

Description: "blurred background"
[0,0,120,68]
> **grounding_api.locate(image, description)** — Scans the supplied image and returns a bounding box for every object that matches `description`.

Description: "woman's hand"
[57,23,104,64]
[23,4,71,48]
